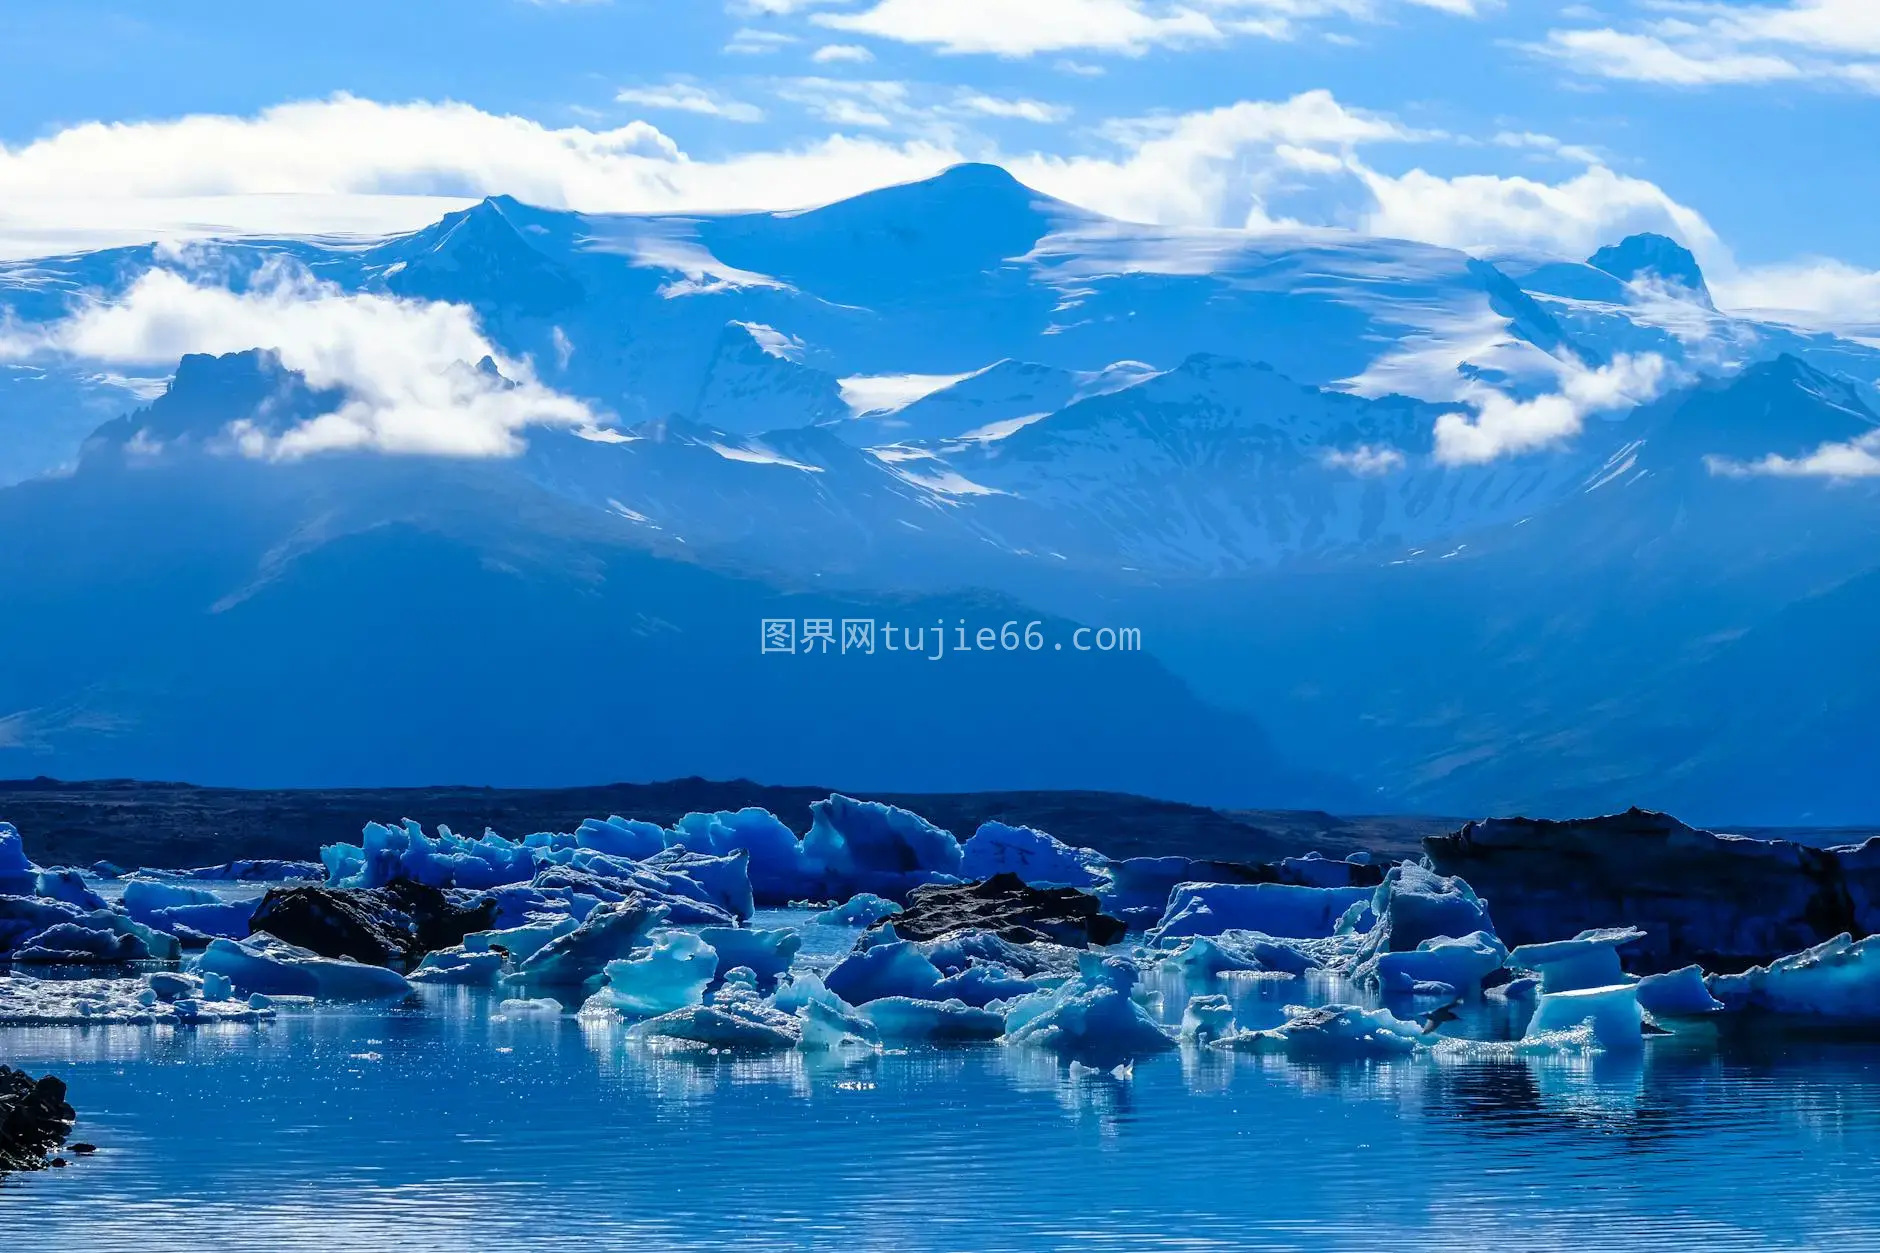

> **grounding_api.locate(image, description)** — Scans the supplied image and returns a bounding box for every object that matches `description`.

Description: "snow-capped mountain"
[4,164,1880,821]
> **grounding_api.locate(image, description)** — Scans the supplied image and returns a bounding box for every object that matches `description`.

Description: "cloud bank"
[2,263,597,459]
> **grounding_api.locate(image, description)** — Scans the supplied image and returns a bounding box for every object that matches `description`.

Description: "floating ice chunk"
[960,822,1108,890]
[201,971,233,1001]
[145,971,196,1001]
[1495,975,1540,1000]
[1150,882,1373,943]
[33,870,107,911]
[1002,954,1175,1068]
[824,938,944,1005]
[1355,863,1496,962]
[1507,927,1646,994]
[667,808,816,904]
[697,927,800,992]
[640,848,756,921]
[865,996,1007,1041]
[194,934,413,1000]
[323,820,537,891]
[1524,983,1644,1050]
[13,922,146,964]
[0,822,36,895]
[464,916,580,962]
[1181,993,1235,1043]
[1708,933,1880,1021]
[629,968,801,1051]
[504,897,667,992]
[1368,931,1508,995]
[811,893,903,927]
[802,794,963,900]
[1636,965,1724,1017]
[931,963,1039,1007]
[583,931,718,1016]
[1279,853,1377,889]
[921,928,1081,981]
[410,946,508,985]
[495,997,564,1019]
[574,816,666,861]
[144,900,258,940]
[120,878,219,921]
[1215,1004,1422,1059]
[771,971,842,1015]
[797,997,882,1051]
[0,971,274,1025]
[1156,935,1287,981]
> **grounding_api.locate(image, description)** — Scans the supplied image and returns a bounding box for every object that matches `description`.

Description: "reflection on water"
[4,920,1879,1250]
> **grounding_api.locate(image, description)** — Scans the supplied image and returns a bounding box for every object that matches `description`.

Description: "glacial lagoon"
[8,906,1880,1253]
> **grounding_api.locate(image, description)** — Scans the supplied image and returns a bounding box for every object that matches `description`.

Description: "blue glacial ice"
[0,970,274,1025]
[1352,862,1496,962]
[1708,933,1880,1021]
[573,815,668,861]
[0,822,36,895]
[1217,1004,1424,1058]
[825,935,944,1005]
[1524,983,1645,1050]
[1180,993,1236,1043]
[1636,965,1725,1018]
[580,931,718,1017]
[797,996,882,1051]
[628,967,802,1051]
[1507,927,1646,993]
[811,892,903,927]
[1150,881,1374,943]
[504,897,668,992]
[865,996,1008,1041]
[31,869,108,911]
[1364,931,1508,997]
[410,947,509,985]
[1002,954,1175,1067]
[696,926,800,992]
[801,794,964,901]
[194,934,413,1000]
[960,821,1108,889]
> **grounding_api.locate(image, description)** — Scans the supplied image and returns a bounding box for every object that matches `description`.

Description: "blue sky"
[1,0,1876,324]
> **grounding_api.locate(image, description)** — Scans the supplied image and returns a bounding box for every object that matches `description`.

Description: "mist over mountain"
[2,164,1877,822]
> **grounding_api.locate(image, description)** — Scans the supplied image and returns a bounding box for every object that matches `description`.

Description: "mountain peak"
[1588,234,1713,306]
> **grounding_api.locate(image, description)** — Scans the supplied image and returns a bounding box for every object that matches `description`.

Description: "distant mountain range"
[2,163,1877,824]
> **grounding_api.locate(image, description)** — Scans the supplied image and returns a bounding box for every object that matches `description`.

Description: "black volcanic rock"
[1424,808,1880,974]
[880,873,1127,948]
[249,880,496,969]
[1,1066,76,1173]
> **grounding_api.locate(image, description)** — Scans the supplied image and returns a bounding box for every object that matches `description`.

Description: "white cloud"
[954,93,1073,123]
[811,43,876,63]
[2,263,597,458]
[1536,1,1880,91]
[726,26,799,53]
[775,78,913,128]
[1356,161,1719,259]
[0,88,1774,296]
[615,82,766,122]
[1534,28,1804,85]
[1708,436,1880,480]
[1712,259,1880,333]
[1323,443,1406,475]
[1011,90,1423,227]
[1433,353,1671,464]
[816,0,1223,56]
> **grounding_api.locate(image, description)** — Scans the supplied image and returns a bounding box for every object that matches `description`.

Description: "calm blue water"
[6,911,1880,1251]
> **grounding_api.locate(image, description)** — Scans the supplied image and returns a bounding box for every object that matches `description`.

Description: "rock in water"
[1423,808,1880,973]
[248,880,496,968]
[0,1066,77,1173]
[878,873,1127,947]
